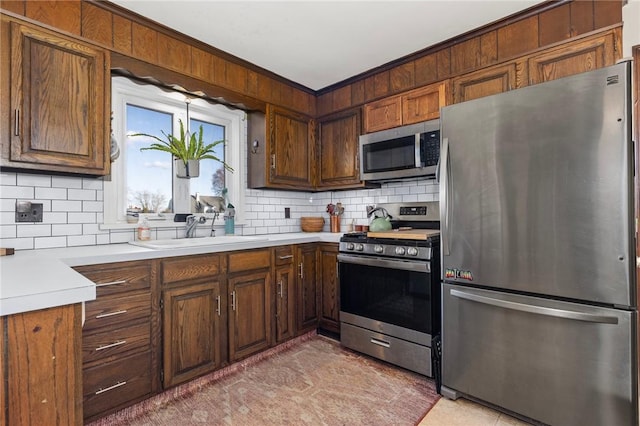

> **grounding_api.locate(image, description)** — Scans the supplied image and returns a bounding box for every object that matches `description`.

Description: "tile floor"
[419,397,533,426]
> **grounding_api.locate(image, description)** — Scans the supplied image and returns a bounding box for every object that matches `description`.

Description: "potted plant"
[133,119,233,178]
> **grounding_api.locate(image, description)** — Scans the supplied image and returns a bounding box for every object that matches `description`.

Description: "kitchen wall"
[0,169,438,250]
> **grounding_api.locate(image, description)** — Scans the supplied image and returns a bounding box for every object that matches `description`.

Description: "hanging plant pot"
[175,159,200,178]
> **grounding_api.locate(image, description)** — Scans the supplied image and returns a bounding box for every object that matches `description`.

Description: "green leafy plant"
[133,119,233,171]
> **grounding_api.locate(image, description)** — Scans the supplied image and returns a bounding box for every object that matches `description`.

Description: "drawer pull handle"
[95,340,127,351]
[95,280,127,287]
[370,338,391,348]
[95,309,127,319]
[278,255,293,260]
[95,381,127,395]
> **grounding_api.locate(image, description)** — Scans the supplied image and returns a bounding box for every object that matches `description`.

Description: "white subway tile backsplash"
[53,224,83,236]
[82,178,104,190]
[17,224,52,238]
[0,199,16,211]
[43,212,68,224]
[68,189,96,201]
[1,167,439,250]
[0,172,17,185]
[68,212,96,223]
[2,186,35,199]
[52,200,82,212]
[34,236,67,249]
[51,176,83,189]
[67,234,97,247]
[0,225,16,239]
[82,201,103,212]
[35,187,67,200]
[0,212,15,224]
[2,238,34,250]
[17,175,52,187]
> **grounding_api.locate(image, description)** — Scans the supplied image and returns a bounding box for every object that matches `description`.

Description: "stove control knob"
[374,245,384,254]
[346,243,355,251]
[407,247,419,256]
[395,246,406,255]
[356,244,365,252]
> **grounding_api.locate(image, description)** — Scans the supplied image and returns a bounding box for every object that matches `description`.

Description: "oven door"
[338,253,433,340]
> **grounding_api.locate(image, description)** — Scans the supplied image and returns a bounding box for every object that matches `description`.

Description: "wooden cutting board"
[367,229,440,240]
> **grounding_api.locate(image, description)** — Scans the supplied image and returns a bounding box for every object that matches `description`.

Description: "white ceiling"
[111,0,544,91]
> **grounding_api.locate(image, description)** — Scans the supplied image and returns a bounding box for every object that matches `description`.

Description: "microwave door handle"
[415,134,422,167]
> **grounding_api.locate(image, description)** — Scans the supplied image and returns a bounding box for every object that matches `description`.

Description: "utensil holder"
[330,215,341,233]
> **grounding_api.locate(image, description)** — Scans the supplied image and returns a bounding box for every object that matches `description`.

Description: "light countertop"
[0,232,341,316]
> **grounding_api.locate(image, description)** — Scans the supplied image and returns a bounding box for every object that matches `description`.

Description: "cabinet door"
[162,281,222,388]
[274,264,296,343]
[228,270,272,361]
[6,304,82,426]
[296,244,319,334]
[527,31,618,85]
[318,244,340,334]
[363,96,402,133]
[3,17,109,175]
[402,81,447,124]
[317,108,364,189]
[452,62,524,104]
[268,104,314,189]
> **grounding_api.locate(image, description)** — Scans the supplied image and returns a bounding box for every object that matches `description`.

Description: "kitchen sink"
[129,235,268,249]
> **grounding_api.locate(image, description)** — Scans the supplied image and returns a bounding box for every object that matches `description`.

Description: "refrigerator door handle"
[449,288,619,324]
[439,137,450,256]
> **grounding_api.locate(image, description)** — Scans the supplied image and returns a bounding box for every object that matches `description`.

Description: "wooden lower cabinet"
[4,304,83,426]
[274,246,296,343]
[74,260,158,422]
[296,244,320,334]
[162,281,223,388]
[228,269,272,361]
[318,243,340,334]
[160,254,224,388]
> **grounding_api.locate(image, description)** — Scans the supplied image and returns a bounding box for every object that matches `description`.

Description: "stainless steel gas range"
[338,202,441,379]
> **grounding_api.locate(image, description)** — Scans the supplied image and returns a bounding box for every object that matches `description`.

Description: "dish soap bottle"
[137,218,151,241]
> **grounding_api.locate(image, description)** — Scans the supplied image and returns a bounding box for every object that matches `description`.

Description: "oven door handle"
[337,254,430,273]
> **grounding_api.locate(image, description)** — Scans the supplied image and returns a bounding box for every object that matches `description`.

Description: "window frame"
[106,76,245,226]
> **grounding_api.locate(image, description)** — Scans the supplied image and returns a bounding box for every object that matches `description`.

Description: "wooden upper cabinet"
[317,108,363,189]
[452,62,524,104]
[1,16,110,175]
[363,96,402,133]
[527,30,618,85]
[268,104,315,189]
[364,81,447,132]
[401,81,447,125]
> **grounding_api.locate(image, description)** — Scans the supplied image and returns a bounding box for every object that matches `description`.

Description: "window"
[106,77,245,225]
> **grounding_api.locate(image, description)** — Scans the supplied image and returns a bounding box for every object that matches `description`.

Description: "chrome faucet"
[185,215,206,238]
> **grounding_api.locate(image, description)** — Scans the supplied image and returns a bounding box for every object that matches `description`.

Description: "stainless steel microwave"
[359,119,440,182]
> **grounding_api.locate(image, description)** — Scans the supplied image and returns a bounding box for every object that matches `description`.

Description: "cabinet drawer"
[83,351,151,420]
[83,321,150,365]
[228,249,271,273]
[74,262,152,296]
[162,254,221,284]
[84,292,151,331]
[274,246,294,266]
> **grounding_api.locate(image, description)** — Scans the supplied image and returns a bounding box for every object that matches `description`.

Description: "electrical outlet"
[15,201,43,222]
[284,207,290,219]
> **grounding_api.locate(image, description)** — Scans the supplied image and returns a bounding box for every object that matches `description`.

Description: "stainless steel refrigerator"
[439,61,638,426]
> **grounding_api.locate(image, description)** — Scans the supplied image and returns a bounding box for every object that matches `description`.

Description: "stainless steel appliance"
[338,202,441,377]
[439,61,638,426]
[359,120,440,182]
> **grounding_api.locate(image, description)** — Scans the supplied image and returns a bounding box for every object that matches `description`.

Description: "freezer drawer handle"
[450,289,619,324]
[370,337,391,348]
